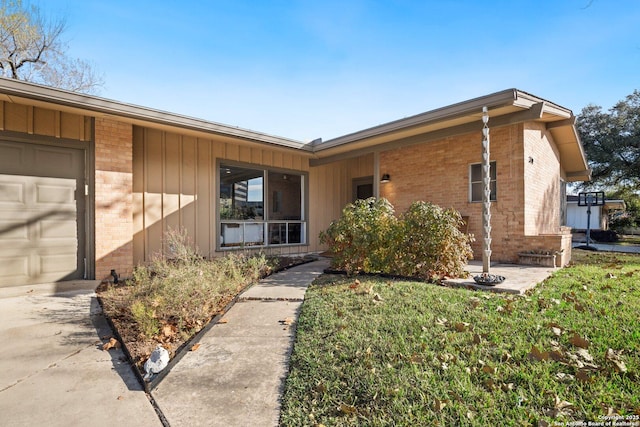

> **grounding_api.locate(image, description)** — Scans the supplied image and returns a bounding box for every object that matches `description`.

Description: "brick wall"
[380,122,568,263]
[94,118,134,280]
[523,122,562,235]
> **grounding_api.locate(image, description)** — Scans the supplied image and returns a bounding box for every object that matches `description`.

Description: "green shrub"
[320,198,397,275]
[395,201,473,279]
[320,198,473,280]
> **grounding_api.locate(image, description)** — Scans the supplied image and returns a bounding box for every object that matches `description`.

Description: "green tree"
[607,186,640,230]
[0,0,102,93]
[576,90,640,190]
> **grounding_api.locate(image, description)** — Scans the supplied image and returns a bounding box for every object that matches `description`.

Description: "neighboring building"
[566,195,626,231]
[0,79,590,287]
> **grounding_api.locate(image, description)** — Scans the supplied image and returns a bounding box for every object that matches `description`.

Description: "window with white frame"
[470,162,497,202]
[219,163,305,248]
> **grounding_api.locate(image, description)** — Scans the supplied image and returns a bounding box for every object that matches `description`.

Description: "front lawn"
[280,250,640,426]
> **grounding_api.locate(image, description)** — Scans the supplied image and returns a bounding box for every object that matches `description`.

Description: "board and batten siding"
[308,153,374,252]
[132,126,313,264]
[0,101,91,141]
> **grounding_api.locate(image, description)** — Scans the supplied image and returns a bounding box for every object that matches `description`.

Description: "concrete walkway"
[572,242,640,253]
[151,258,329,427]
[443,261,557,294]
[0,281,161,427]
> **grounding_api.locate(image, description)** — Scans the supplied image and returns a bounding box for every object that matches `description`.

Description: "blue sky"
[45,0,640,142]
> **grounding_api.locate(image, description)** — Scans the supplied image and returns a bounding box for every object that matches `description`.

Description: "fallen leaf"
[469,297,481,308]
[410,353,423,364]
[372,293,383,302]
[27,289,34,293]
[501,351,512,363]
[553,396,576,416]
[281,317,294,326]
[576,348,593,362]
[574,302,586,312]
[162,324,177,338]
[576,369,592,383]
[190,343,201,352]
[483,379,496,391]
[435,317,448,326]
[117,395,124,401]
[605,272,617,279]
[218,318,228,324]
[454,322,470,332]
[339,403,357,415]
[528,345,549,361]
[473,333,482,344]
[102,337,121,351]
[433,399,448,412]
[549,350,567,363]
[605,348,627,373]
[555,372,574,382]
[482,365,495,374]
[568,333,590,349]
[501,382,514,392]
[315,383,327,393]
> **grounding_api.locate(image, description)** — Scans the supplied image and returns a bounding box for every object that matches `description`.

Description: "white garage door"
[0,140,85,287]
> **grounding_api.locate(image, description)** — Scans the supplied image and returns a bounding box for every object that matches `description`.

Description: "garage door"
[0,141,85,287]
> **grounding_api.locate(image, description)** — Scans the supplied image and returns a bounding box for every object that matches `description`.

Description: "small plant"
[130,300,160,338]
[100,227,268,366]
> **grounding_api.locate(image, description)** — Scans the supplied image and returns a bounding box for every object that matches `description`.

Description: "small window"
[470,162,496,202]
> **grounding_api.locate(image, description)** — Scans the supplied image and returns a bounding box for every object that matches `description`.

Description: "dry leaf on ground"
[102,337,121,351]
[605,348,627,373]
[568,333,590,349]
[190,343,201,352]
[339,403,357,415]
[528,345,549,361]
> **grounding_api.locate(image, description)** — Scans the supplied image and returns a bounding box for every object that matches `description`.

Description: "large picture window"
[470,162,497,202]
[219,164,305,248]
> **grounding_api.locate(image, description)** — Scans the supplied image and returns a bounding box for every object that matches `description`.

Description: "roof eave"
[0,78,308,150]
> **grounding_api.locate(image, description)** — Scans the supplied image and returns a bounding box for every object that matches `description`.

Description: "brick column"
[94,118,134,281]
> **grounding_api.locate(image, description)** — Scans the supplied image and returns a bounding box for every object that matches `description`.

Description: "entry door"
[353,176,374,201]
[0,141,85,287]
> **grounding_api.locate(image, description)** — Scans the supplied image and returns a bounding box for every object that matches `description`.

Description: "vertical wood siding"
[0,101,90,140]
[307,153,374,252]
[133,126,313,263]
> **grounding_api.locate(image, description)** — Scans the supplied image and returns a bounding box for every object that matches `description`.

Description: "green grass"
[614,235,640,246]
[280,250,640,426]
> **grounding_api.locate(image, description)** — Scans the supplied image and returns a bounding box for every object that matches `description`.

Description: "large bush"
[319,198,397,275]
[320,198,473,280]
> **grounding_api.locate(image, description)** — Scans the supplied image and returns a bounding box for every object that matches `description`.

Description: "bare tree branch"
[0,0,101,93]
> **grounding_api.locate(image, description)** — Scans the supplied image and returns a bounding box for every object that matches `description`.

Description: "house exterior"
[0,79,590,287]
[566,195,625,231]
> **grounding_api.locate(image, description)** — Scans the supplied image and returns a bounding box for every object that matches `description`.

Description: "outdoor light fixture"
[380,174,391,183]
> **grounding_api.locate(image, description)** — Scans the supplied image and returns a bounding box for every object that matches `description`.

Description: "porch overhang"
[309,89,591,183]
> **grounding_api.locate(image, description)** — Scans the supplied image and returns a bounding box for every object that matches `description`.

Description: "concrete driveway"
[0,282,161,427]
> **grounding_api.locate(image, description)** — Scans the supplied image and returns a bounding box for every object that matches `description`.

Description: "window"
[470,162,496,202]
[219,164,305,248]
